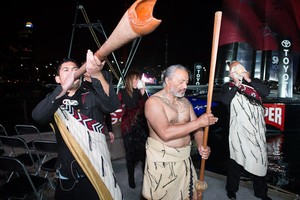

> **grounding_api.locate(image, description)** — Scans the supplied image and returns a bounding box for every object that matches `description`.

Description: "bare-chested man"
[142,64,218,200]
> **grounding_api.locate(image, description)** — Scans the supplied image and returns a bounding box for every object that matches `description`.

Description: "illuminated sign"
[25,22,33,28]
[264,103,285,131]
[193,63,202,85]
[278,38,293,98]
[110,109,123,125]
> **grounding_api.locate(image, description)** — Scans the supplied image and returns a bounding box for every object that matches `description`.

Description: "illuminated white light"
[25,22,33,28]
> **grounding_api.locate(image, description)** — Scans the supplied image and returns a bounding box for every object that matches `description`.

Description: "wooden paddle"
[196,11,222,200]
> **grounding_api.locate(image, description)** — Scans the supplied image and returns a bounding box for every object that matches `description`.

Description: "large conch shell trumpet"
[75,0,161,78]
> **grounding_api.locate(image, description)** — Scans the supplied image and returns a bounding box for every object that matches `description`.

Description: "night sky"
[0,0,222,71]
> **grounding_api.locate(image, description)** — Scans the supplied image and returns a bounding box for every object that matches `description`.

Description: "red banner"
[264,103,285,131]
[110,109,123,125]
[219,0,277,50]
[252,0,300,52]
[220,0,300,52]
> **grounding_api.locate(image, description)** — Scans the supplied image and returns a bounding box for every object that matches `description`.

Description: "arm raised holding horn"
[65,1,161,199]
[75,0,161,80]
[33,1,161,199]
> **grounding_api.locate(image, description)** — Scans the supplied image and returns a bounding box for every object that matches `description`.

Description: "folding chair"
[33,140,58,176]
[0,135,41,175]
[14,124,42,149]
[33,140,58,190]
[0,124,8,136]
[0,144,4,156]
[0,124,8,155]
[0,155,49,200]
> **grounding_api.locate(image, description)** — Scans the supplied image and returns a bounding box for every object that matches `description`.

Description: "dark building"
[0,21,38,83]
[16,21,37,83]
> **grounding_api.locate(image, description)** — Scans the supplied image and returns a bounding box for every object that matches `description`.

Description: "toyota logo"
[281,40,291,48]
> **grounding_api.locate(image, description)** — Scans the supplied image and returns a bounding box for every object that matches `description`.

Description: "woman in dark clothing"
[118,70,149,188]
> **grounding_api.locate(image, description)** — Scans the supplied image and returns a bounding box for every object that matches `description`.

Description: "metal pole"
[68,3,79,58]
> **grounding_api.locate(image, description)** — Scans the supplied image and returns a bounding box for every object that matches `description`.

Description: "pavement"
[2,128,299,200]
[112,157,298,200]
[40,156,298,200]
[107,123,299,200]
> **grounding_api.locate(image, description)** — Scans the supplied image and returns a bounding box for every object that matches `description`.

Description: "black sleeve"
[249,78,270,98]
[32,86,65,124]
[105,114,113,132]
[220,82,239,105]
[91,71,121,114]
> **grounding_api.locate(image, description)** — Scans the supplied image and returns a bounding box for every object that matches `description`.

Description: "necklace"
[160,94,186,113]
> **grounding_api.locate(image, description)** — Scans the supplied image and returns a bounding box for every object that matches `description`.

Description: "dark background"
[0,0,222,70]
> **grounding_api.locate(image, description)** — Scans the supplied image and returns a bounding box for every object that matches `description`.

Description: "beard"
[170,87,186,98]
